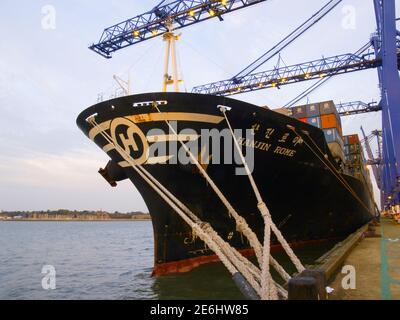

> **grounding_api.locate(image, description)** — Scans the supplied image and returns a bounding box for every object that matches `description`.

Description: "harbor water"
[0,221,335,300]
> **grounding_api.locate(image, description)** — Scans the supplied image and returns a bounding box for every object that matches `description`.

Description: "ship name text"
[237,137,296,157]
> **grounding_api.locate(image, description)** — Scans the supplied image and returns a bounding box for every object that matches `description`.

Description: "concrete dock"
[329,218,400,300]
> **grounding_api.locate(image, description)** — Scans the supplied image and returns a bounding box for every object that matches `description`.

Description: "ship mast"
[162,21,182,92]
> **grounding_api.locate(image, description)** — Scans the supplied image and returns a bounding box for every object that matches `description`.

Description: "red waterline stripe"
[152,237,339,277]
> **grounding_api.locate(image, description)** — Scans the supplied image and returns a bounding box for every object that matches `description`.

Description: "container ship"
[76,92,376,276]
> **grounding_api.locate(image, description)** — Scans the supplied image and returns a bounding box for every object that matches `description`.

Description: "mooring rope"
[219,106,305,299]
[87,117,270,298]
[151,104,291,284]
[86,109,305,300]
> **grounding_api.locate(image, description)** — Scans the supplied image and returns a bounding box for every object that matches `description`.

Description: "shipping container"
[321,114,340,129]
[323,128,343,144]
[344,144,361,156]
[306,104,320,117]
[349,144,360,154]
[319,101,338,115]
[307,116,321,128]
[292,105,307,118]
[345,134,360,145]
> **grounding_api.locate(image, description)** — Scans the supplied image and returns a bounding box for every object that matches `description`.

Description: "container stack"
[343,134,373,191]
[344,134,362,165]
[291,100,344,162]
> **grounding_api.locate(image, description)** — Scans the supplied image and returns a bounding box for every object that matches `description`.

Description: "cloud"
[0,148,103,188]
[0,147,148,212]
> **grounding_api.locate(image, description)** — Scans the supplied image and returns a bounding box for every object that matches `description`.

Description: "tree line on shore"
[0,209,150,220]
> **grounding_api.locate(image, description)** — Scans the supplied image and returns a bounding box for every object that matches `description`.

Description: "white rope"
[221,107,305,271]
[152,105,290,284]
[220,107,306,298]
[87,108,299,300]
[152,105,264,265]
[88,117,265,297]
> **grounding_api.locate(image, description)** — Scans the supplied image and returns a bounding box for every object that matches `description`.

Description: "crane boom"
[90,0,269,58]
[336,101,382,116]
[192,52,379,95]
[283,42,374,107]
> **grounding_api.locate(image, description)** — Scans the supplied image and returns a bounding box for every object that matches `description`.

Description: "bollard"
[365,223,381,238]
[232,272,260,300]
[299,269,326,300]
[288,276,318,300]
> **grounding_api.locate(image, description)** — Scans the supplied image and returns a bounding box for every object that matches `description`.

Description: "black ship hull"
[77,93,375,275]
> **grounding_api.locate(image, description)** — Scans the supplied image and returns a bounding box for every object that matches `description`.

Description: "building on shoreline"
[0,210,150,221]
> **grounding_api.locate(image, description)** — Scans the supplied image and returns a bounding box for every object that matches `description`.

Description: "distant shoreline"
[0,210,151,221]
[0,219,151,222]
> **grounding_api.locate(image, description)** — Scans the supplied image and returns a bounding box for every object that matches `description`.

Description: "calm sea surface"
[0,221,334,300]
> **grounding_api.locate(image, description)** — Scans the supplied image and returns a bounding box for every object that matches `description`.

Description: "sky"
[0,0,398,212]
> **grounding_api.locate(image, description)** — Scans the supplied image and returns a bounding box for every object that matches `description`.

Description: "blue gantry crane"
[336,101,381,116]
[191,50,379,95]
[371,0,400,209]
[89,0,400,208]
[90,0,269,58]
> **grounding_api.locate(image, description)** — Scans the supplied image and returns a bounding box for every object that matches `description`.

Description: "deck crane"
[89,1,400,207]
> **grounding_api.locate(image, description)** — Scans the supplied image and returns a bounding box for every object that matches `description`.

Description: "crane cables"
[231,0,343,83]
[284,41,373,108]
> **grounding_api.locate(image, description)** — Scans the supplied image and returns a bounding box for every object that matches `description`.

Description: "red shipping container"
[348,134,359,144]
